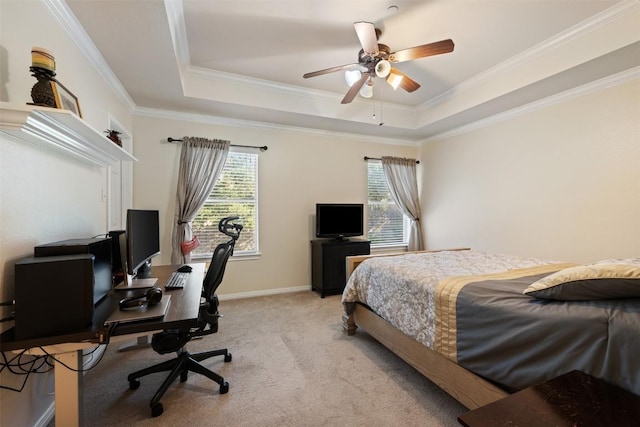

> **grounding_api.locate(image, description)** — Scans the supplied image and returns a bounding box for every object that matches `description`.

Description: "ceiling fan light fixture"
[375,60,391,78]
[345,69,362,87]
[303,21,453,104]
[359,80,374,98]
[387,69,404,90]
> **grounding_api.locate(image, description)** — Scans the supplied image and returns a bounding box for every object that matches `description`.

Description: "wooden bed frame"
[342,249,510,410]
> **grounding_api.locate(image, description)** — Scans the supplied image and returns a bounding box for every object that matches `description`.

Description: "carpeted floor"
[77,291,466,426]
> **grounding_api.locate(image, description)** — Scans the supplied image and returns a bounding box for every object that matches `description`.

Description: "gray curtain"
[171,136,230,264]
[381,156,424,251]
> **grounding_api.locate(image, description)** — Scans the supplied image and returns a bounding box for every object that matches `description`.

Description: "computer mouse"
[177,265,192,273]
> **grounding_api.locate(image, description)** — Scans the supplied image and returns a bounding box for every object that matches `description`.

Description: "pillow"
[523,263,640,301]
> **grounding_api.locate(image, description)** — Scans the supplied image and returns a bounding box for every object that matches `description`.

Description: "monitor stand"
[114,233,157,290]
[114,274,158,290]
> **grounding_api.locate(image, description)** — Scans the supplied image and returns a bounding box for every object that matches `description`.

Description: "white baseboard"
[217,285,311,301]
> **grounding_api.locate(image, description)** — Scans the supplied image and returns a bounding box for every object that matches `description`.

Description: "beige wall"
[0,1,133,425]
[132,115,417,296]
[1,2,636,426]
[420,79,640,263]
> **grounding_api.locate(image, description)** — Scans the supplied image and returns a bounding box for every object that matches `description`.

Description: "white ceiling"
[65,0,640,142]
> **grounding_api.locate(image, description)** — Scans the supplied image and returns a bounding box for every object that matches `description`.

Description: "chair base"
[127,348,232,417]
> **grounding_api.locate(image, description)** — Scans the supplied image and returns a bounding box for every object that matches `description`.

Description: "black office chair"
[127,217,243,417]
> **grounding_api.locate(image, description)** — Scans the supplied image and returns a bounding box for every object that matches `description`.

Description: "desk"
[0,263,204,427]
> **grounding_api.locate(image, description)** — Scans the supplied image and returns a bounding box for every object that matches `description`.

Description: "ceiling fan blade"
[354,21,379,56]
[389,39,454,63]
[341,73,369,104]
[387,68,421,92]
[303,63,358,79]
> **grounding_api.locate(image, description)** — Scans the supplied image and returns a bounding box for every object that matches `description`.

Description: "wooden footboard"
[343,304,508,410]
[343,248,509,410]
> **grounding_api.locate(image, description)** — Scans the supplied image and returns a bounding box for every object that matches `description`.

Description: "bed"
[341,248,640,409]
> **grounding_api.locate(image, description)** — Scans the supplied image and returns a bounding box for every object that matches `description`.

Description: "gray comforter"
[342,250,640,395]
[456,273,640,394]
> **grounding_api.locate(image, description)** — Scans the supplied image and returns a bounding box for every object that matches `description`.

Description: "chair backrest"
[197,216,243,332]
[202,240,235,303]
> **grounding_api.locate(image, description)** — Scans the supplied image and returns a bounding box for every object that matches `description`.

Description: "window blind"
[367,161,408,246]
[192,152,258,255]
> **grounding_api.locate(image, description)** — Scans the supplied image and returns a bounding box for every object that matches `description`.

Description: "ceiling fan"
[303,21,454,104]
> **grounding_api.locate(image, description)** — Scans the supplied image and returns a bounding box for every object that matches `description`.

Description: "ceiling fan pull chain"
[379,86,384,126]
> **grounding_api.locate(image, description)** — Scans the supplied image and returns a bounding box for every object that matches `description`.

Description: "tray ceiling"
[65,0,640,142]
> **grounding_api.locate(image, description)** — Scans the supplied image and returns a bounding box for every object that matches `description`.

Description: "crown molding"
[44,0,136,113]
[420,0,640,112]
[163,0,189,79]
[133,106,416,147]
[184,65,416,114]
[421,66,640,144]
[47,0,637,145]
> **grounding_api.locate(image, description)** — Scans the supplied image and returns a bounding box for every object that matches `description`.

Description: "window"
[367,161,408,247]
[192,151,258,257]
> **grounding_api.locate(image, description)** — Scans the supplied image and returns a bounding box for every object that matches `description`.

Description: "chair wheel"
[180,371,188,382]
[129,379,140,390]
[224,353,232,363]
[220,381,229,394]
[151,402,164,417]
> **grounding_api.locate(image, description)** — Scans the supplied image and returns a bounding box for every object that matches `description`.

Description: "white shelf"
[0,102,137,167]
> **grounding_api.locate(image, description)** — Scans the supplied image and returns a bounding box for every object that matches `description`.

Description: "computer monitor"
[115,209,160,290]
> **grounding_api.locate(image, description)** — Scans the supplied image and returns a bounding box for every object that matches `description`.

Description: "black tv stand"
[311,239,370,297]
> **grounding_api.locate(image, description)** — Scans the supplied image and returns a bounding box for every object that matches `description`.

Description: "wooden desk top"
[0,264,205,352]
[458,370,640,427]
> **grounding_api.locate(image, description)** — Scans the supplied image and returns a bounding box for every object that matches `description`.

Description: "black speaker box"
[14,254,95,341]
[35,237,112,305]
[108,230,125,275]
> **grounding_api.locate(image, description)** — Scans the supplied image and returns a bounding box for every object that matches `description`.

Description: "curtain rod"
[364,156,419,164]
[167,137,268,151]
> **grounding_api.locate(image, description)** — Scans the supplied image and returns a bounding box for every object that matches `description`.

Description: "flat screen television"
[316,203,364,240]
[115,209,161,289]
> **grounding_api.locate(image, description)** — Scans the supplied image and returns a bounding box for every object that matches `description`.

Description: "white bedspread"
[341,250,552,349]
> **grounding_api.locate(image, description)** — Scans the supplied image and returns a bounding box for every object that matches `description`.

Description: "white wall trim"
[218,286,312,301]
[420,0,640,111]
[185,65,416,115]
[162,0,189,81]
[45,0,638,147]
[134,106,417,147]
[44,0,137,112]
[421,66,640,144]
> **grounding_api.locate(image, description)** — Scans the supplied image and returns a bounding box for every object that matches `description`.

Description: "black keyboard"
[165,272,188,289]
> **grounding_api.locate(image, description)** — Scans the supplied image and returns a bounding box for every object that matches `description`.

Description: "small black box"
[108,230,125,276]
[35,237,112,305]
[14,254,95,341]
